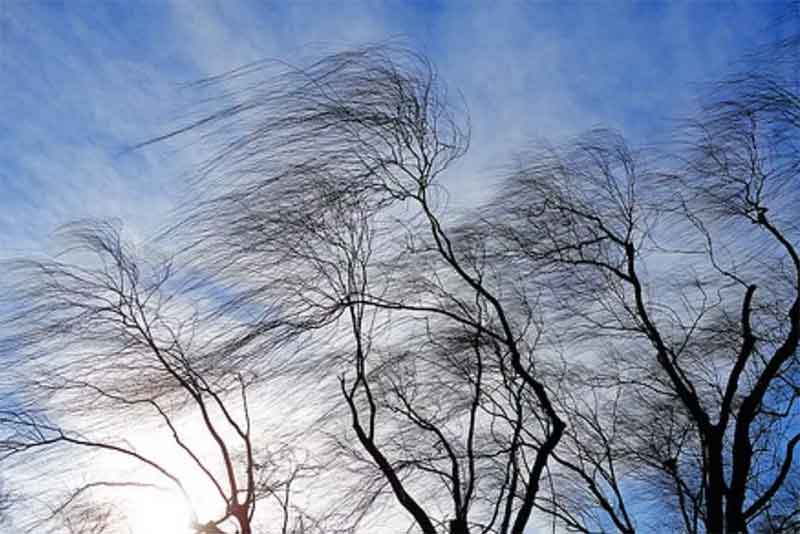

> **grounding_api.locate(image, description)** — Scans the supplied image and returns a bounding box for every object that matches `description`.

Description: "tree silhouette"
[0,222,324,534]
[2,33,799,534]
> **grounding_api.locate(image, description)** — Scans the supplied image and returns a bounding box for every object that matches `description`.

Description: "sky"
[0,1,797,533]
[1,1,792,260]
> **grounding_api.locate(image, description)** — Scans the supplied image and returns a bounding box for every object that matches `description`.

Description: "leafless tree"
[0,221,322,534]
[479,50,800,530]
[161,47,566,534]
[145,40,800,534]
[3,31,798,534]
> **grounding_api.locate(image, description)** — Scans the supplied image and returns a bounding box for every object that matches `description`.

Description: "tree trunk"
[235,510,252,534]
[706,433,726,534]
[450,518,469,534]
[725,499,748,534]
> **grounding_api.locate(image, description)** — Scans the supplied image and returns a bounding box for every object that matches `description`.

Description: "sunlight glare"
[100,418,223,534]
[126,489,193,534]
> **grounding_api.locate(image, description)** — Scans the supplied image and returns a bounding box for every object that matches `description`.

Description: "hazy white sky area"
[0,2,795,533]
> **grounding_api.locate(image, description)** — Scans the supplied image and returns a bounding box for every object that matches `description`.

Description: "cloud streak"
[0,2,784,256]
[0,2,794,533]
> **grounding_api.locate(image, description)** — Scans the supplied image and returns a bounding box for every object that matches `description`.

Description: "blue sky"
[0,2,798,533]
[1,1,792,259]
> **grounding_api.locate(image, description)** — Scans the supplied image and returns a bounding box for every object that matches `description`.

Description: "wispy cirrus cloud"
[0,2,793,533]
[0,1,783,256]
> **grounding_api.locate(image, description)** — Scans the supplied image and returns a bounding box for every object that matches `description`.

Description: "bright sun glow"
[96,421,225,534]
[125,490,193,534]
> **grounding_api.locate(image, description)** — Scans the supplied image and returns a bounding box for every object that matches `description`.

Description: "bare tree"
[3,31,798,534]
[161,47,566,534]
[480,67,800,531]
[142,40,800,534]
[0,221,321,534]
